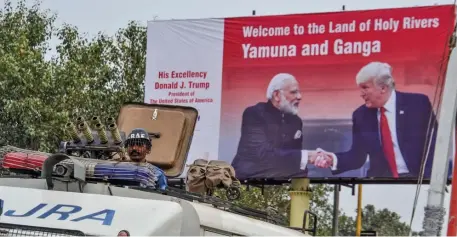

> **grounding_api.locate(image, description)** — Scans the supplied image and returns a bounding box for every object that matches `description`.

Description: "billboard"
[145,5,456,183]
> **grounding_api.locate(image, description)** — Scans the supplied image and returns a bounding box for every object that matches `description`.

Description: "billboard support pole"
[355,184,363,236]
[447,123,457,236]
[332,184,340,236]
[289,179,311,232]
[423,47,457,236]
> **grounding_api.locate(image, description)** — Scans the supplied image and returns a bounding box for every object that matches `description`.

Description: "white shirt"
[322,91,409,173]
[375,91,409,174]
[300,150,309,170]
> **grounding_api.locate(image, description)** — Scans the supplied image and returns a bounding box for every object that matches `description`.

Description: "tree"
[0,0,59,151]
[219,183,420,236]
[0,0,147,152]
[359,204,412,236]
[219,183,353,236]
[52,19,147,127]
[338,212,356,236]
[334,204,418,236]
[307,185,356,236]
[228,183,420,236]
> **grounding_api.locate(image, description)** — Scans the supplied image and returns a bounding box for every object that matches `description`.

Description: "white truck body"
[0,177,308,236]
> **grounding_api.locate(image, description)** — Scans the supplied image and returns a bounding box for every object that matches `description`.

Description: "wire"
[408,3,457,235]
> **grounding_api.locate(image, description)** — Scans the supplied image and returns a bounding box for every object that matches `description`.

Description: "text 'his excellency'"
[239,17,440,58]
[151,70,213,104]
[156,70,210,90]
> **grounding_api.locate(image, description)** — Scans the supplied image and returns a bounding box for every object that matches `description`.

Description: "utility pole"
[332,185,340,236]
[422,46,457,236]
[355,184,363,236]
[446,126,457,236]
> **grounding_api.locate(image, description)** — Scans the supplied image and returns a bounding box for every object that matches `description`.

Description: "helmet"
[124,128,152,161]
[126,128,150,141]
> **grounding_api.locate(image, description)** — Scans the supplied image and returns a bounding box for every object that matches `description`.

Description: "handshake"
[308,148,335,169]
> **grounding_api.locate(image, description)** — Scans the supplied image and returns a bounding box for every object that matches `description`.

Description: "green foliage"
[0,0,58,151]
[0,2,421,236]
[309,184,335,235]
[224,185,418,236]
[231,185,291,217]
[0,0,147,152]
[357,204,413,236]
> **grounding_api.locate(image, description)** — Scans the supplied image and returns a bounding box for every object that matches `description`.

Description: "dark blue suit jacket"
[231,101,305,180]
[332,91,438,178]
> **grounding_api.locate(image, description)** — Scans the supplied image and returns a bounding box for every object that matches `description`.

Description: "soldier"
[120,128,168,190]
[124,128,152,163]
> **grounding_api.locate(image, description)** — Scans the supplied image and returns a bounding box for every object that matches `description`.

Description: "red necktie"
[380,107,399,178]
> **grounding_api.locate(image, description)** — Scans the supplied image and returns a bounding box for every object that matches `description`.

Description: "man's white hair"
[356,62,395,89]
[266,73,297,99]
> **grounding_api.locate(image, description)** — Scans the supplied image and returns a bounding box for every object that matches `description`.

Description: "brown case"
[116,102,198,177]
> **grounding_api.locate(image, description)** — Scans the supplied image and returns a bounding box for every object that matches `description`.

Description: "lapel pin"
[400,110,404,114]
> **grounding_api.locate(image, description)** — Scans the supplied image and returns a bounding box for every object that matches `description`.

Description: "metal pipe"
[95,123,108,144]
[356,184,362,236]
[332,184,340,236]
[91,116,102,126]
[108,123,122,144]
[65,122,80,143]
[289,179,311,233]
[75,116,85,127]
[106,117,116,125]
[78,122,94,143]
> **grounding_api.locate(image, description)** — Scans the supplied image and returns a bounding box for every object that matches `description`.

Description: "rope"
[408,4,457,235]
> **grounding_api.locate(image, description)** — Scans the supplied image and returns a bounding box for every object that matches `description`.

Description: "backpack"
[186,159,241,200]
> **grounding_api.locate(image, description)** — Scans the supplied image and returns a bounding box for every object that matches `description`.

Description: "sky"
[5,0,457,234]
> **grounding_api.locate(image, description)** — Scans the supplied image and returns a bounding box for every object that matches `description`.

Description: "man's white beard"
[279,93,299,115]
